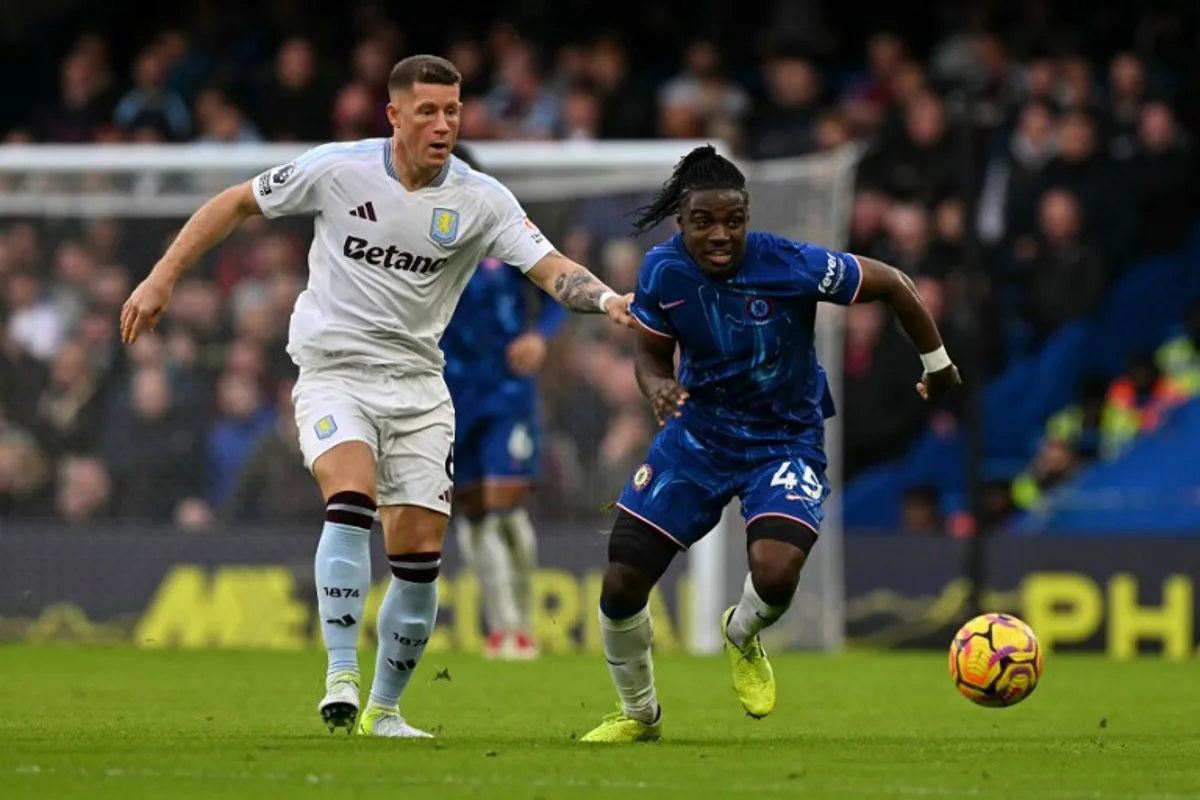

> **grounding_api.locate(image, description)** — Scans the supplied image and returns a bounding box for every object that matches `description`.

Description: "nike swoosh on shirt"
[659,299,687,310]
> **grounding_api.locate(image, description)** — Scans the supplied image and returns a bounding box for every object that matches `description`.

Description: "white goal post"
[0,139,860,653]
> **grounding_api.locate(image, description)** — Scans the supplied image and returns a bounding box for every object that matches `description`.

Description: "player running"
[442,144,564,660]
[119,55,634,739]
[579,145,960,743]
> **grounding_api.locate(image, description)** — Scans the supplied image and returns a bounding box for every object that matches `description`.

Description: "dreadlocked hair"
[630,144,746,235]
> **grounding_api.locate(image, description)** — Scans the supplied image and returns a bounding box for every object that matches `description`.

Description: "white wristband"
[597,290,619,313]
[921,345,953,373]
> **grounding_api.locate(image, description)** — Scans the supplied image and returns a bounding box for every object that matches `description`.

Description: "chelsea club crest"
[746,296,774,321]
[632,463,654,491]
[430,208,460,244]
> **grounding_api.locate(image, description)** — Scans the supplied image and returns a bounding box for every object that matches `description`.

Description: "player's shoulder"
[748,231,843,271]
[296,138,388,171]
[642,234,688,270]
[446,155,519,206]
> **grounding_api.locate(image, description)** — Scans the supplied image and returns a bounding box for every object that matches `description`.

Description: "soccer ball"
[949,613,1042,708]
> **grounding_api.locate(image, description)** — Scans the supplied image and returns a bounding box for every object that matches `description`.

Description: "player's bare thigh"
[311,441,378,502]
[379,505,448,556]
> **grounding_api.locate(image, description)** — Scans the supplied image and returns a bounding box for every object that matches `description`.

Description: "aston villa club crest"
[746,296,774,320]
[430,208,460,244]
[632,463,654,491]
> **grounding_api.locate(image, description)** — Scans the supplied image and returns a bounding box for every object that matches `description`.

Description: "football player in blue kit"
[442,144,567,659]
[580,145,961,742]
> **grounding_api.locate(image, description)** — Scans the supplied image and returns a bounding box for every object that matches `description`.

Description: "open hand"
[120,276,173,344]
[917,364,962,404]
[650,379,688,426]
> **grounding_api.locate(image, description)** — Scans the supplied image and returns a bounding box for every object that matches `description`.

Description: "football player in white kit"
[120,55,634,738]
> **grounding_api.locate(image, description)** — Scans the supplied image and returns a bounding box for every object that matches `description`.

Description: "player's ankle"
[623,702,660,725]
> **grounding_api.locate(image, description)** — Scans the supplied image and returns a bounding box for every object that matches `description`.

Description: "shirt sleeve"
[793,243,863,306]
[251,148,329,218]
[629,258,677,339]
[483,182,556,272]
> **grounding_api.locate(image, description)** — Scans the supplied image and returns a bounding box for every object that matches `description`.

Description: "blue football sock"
[369,552,441,709]
[315,491,375,679]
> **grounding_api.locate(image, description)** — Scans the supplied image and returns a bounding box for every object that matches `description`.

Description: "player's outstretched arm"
[524,251,635,328]
[120,181,261,344]
[854,256,962,402]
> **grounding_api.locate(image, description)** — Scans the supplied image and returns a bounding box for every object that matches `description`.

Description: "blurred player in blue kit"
[580,146,961,742]
[442,144,567,659]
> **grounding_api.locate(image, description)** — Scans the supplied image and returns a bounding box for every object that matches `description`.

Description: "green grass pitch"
[1,645,1197,799]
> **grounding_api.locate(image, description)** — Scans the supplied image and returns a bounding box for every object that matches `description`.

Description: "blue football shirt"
[441,258,566,418]
[630,231,863,453]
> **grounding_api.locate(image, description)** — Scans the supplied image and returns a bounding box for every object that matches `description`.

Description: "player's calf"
[722,518,816,719]
[314,490,376,732]
[365,506,446,725]
[587,512,681,730]
[726,518,815,646]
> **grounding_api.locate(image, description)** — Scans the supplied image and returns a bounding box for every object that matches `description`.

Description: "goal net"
[0,140,859,653]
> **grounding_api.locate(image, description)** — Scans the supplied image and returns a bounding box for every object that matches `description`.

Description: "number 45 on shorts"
[770,460,823,501]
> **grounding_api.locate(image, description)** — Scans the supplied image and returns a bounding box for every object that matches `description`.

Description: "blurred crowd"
[1,1,1199,528]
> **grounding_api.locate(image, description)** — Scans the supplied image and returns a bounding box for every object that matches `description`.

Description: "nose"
[709,225,731,242]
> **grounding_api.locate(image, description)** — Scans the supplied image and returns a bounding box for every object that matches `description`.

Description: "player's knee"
[601,511,681,619]
[482,482,528,512]
[454,487,485,523]
[746,520,816,607]
[380,505,449,557]
[599,563,655,620]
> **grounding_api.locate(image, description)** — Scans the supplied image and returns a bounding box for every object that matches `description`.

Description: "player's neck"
[390,141,441,191]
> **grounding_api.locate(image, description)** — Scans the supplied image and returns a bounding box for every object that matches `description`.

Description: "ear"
[385,102,400,128]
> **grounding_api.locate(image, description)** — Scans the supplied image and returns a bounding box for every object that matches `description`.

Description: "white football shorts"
[293,363,455,514]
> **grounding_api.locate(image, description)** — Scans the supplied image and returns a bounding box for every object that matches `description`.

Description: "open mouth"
[706,250,733,266]
[429,142,449,155]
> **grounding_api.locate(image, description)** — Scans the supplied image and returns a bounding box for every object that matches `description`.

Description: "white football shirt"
[251,138,555,373]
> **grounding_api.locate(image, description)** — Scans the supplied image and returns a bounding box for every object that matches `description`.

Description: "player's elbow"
[229,181,263,220]
[861,260,918,307]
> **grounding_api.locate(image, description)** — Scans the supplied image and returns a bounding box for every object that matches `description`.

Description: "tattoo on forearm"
[552,265,608,313]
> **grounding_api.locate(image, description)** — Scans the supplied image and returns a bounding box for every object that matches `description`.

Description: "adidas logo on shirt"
[349,201,377,221]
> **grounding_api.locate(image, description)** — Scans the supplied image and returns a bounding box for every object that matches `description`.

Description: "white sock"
[314,499,374,680]
[500,508,537,634]
[369,555,440,709]
[725,572,791,649]
[599,606,659,723]
[473,514,519,634]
